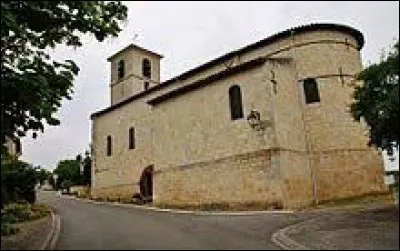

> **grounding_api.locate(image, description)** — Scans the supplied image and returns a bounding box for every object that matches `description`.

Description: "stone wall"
[313,149,387,201]
[154,149,283,206]
[278,149,314,209]
[91,182,138,199]
[151,66,273,170]
[91,25,388,208]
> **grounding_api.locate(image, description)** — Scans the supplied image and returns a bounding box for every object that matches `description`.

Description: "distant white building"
[382,150,399,204]
[5,137,22,157]
[382,150,399,185]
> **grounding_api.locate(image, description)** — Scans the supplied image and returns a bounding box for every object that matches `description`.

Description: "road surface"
[37,191,308,250]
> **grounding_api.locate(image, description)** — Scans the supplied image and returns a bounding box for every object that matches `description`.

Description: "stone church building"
[90,23,387,209]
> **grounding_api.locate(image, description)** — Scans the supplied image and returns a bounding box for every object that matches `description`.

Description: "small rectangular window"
[129,127,135,150]
[142,59,151,78]
[107,136,112,156]
[118,60,125,79]
[303,78,320,104]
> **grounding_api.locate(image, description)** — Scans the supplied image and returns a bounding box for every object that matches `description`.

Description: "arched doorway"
[139,165,154,202]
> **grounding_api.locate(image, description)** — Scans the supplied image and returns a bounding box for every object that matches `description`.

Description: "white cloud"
[20,1,399,170]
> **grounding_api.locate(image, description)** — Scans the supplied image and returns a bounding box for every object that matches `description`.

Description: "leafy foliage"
[35,167,51,187]
[82,150,92,186]
[1,203,50,236]
[1,203,31,223]
[351,40,399,155]
[48,174,56,190]
[1,222,20,236]
[53,150,92,191]
[29,204,51,221]
[54,159,81,192]
[1,1,127,153]
[1,159,38,207]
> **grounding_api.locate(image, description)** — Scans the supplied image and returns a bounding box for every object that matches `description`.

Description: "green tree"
[53,159,80,192]
[351,40,399,155]
[48,174,56,190]
[35,167,50,187]
[1,1,127,153]
[1,159,39,207]
[82,150,92,186]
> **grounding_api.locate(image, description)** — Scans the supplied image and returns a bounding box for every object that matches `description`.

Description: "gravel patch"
[286,205,399,250]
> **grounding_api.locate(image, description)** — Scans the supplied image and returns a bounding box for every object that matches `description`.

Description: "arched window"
[106,135,112,156]
[229,85,244,120]
[117,60,125,79]
[142,58,151,78]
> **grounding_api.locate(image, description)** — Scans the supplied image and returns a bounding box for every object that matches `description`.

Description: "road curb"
[61,195,294,215]
[40,207,61,250]
[271,221,313,250]
[272,204,399,250]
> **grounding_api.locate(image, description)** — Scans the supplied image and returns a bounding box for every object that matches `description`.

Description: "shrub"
[119,197,131,204]
[1,210,18,224]
[1,223,20,236]
[23,190,36,204]
[2,203,31,223]
[29,204,50,221]
[93,197,106,202]
[120,197,143,204]
[1,159,38,208]
[1,203,50,225]
[31,204,49,213]
[106,197,119,202]
[76,193,88,199]
[1,187,10,208]
[76,188,89,199]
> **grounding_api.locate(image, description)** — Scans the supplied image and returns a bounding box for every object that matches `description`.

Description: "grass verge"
[1,203,51,236]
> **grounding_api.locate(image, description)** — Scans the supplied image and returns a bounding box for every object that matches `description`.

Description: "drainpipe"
[267,62,283,207]
[290,30,318,206]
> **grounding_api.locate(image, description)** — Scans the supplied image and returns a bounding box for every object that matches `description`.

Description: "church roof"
[161,23,364,87]
[107,44,164,61]
[91,23,364,119]
[147,57,267,106]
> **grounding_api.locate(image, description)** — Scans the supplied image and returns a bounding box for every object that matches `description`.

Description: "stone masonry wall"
[278,149,314,209]
[92,26,388,208]
[313,149,387,201]
[154,149,284,206]
[91,182,138,200]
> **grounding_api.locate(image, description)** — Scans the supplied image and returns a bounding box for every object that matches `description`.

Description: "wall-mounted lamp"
[247,110,262,130]
[247,110,273,131]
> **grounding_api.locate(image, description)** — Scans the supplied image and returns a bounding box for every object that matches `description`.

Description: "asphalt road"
[37,191,308,250]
